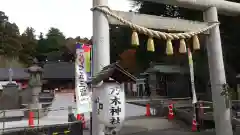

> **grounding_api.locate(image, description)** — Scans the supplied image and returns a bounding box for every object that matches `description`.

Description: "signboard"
[75,44,92,113]
[96,83,125,127]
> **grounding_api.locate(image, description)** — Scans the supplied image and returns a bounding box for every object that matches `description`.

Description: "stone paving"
[83,116,218,135]
[0,93,154,131]
[1,94,239,135]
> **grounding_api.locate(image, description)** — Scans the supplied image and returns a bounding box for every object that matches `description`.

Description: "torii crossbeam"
[139,0,240,15]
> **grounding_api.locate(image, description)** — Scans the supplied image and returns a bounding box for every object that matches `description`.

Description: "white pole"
[203,7,233,135]
[187,48,197,104]
[92,0,110,135]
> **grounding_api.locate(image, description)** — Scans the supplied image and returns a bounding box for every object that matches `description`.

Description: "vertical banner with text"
[75,43,92,113]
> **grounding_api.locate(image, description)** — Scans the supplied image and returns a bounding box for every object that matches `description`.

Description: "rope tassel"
[131,31,139,47]
[147,37,155,52]
[166,39,174,55]
[193,35,200,50]
[179,39,187,53]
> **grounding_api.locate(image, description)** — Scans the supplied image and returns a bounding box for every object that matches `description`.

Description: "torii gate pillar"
[92,0,110,135]
[204,7,233,135]
[91,0,110,135]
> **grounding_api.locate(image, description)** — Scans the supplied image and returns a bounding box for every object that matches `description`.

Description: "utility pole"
[203,7,233,135]
[92,0,110,135]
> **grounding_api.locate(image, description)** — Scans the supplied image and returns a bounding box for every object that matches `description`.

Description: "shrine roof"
[0,68,28,80]
[144,64,188,74]
[88,62,136,85]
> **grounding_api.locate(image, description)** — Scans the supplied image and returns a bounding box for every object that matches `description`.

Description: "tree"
[0,11,22,58]
[63,36,92,62]
[19,27,37,64]
[0,11,8,24]
[45,27,66,61]
[0,10,88,65]
[65,37,76,53]
[65,36,91,54]
[22,27,36,40]
[46,27,66,51]
[35,28,66,61]
[36,32,48,61]
[0,22,22,57]
[0,11,25,67]
[110,25,133,65]
[119,49,137,73]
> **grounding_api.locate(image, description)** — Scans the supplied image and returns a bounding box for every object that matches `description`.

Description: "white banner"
[75,47,92,113]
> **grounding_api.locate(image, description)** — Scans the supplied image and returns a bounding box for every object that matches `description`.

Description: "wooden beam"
[108,10,209,32]
[138,0,240,16]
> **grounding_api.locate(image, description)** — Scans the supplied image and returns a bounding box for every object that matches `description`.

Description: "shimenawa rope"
[91,6,219,40]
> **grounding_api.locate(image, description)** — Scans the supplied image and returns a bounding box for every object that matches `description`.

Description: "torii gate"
[91,0,240,135]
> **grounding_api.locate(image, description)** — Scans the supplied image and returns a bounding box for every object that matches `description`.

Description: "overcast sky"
[0,0,134,38]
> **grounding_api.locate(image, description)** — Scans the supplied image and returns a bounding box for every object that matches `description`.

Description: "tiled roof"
[0,68,29,80]
[43,62,75,79]
[145,65,188,74]
[0,62,137,81]
[0,62,75,80]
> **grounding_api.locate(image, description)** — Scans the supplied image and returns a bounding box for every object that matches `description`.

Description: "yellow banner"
[84,50,91,73]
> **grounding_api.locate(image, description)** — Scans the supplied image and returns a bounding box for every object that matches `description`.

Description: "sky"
[0,0,135,39]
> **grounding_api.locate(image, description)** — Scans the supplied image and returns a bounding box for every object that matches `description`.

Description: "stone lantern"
[25,58,44,117]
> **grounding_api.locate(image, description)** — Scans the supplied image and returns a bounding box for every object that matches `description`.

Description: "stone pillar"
[25,58,44,118]
[204,7,233,135]
[1,83,19,109]
[149,74,157,98]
